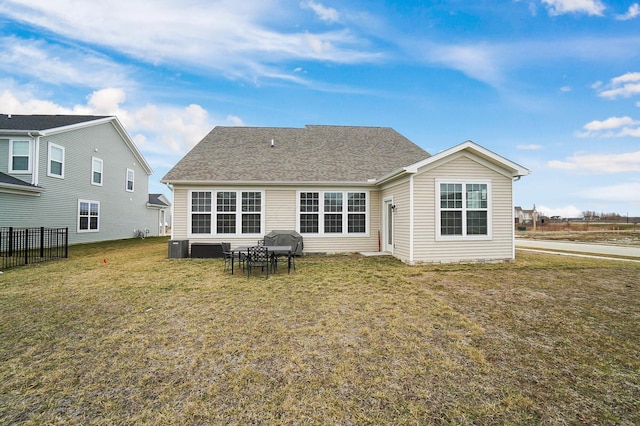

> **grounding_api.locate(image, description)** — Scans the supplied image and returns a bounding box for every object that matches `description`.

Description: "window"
[9,139,31,173]
[300,192,319,233]
[47,143,65,178]
[298,191,368,235]
[126,169,134,192]
[189,190,263,235]
[92,157,103,186]
[437,181,490,239]
[242,191,262,234]
[191,191,212,234]
[78,200,100,232]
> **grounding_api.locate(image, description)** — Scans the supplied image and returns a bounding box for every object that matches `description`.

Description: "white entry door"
[383,199,394,252]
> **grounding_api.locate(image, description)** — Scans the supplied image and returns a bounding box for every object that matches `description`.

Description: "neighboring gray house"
[162,125,530,264]
[1,114,163,244]
[149,193,171,236]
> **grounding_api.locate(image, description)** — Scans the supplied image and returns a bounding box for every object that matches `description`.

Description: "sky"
[1,0,639,218]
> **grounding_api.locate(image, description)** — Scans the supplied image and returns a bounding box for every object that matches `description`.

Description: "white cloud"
[302,1,340,23]
[517,144,544,150]
[0,36,131,89]
[577,115,640,138]
[541,0,606,16]
[597,72,640,99]
[0,0,380,85]
[547,151,640,173]
[0,86,238,162]
[583,116,637,131]
[560,85,571,92]
[616,3,640,20]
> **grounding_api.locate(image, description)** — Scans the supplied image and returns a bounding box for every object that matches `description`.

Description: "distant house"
[514,206,536,225]
[1,114,164,244]
[162,125,530,264]
[148,193,171,236]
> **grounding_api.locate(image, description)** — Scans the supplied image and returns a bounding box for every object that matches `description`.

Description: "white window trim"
[9,139,32,174]
[435,179,492,241]
[126,168,135,192]
[47,142,65,179]
[91,157,103,186]
[187,189,265,237]
[77,199,100,233]
[296,190,370,236]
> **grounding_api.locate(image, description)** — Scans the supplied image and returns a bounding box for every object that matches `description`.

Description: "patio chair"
[247,246,271,279]
[222,242,244,273]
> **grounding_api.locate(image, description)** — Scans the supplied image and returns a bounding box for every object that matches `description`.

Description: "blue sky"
[1,0,639,218]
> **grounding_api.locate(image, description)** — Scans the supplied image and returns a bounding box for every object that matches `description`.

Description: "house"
[0,114,165,244]
[148,193,171,236]
[514,206,536,225]
[161,125,530,264]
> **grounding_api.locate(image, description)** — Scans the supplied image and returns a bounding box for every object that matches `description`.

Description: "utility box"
[168,239,189,258]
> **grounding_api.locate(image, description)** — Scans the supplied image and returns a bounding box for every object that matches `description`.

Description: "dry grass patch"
[1,238,639,424]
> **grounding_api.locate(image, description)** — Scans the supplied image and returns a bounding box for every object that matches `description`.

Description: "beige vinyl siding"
[265,188,297,230]
[380,177,411,259]
[173,185,380,253]
[412,154,514,263]
[171,186,189,240]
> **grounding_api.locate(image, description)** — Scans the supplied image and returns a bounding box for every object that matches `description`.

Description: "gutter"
[160,179,381,187]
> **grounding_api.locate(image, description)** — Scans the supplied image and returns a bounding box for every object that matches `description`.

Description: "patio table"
[229,245,292,274]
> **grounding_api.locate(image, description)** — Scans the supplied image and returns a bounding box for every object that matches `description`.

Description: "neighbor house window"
[78,199,100,232]
[189,190,263,235]
[92,157,103,186]
[436,180,490,239]
[126,169,134,192]
[47,143,65,178]
[9,139,32,173]
[298,191,368,235]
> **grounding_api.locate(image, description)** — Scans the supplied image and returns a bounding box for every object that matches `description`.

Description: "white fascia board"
[405,140,531,177]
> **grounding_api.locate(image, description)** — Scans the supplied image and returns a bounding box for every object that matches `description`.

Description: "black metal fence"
[0,227,68,270]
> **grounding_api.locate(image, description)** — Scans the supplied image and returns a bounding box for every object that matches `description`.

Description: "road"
[516,239,640,261]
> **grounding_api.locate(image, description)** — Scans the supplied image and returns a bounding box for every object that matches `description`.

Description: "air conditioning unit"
[168,239,189,258]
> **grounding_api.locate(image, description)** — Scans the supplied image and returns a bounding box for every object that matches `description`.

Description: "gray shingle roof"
[0,114,110,131]
[149,194,170,207]
[0,171,40,189]
[162,125,430,184]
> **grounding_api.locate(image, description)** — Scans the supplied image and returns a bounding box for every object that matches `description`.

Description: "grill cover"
[264,230,303,255]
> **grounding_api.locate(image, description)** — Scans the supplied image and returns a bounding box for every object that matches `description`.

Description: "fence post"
[8,227,13,257]
[25,228,29,265]
[40,226,45,259]
[64,227,69,258]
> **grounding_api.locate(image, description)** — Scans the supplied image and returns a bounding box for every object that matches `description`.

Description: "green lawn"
[1,237,639,425]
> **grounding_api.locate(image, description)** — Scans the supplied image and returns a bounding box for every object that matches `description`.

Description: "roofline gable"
[1,116,153,176]
[407,140,531,176]
[377,140,531,185]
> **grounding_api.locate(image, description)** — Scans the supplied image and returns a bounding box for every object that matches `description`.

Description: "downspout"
[28,132,40,186]
[166,182,175,240]
[511,175,520,259]
[409,174,415,264]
